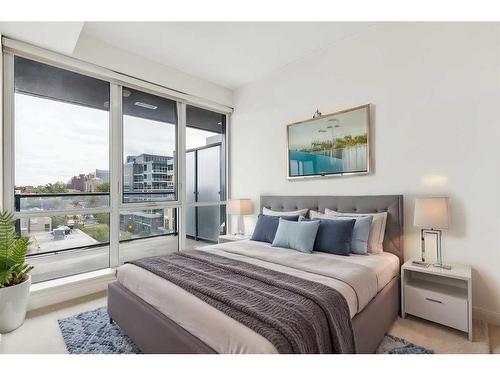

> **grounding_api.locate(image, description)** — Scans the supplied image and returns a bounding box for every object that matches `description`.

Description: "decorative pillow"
[251,214,300,244]
[263,207,308,217]
[310,211,373,255]
[324,209,388,254]
[272,218,320,253]
[300,216,355,256]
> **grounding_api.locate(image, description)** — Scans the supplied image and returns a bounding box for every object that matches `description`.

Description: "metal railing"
[15,191,179,257]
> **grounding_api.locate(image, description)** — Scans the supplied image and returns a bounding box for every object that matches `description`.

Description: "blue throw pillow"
[271,218,320,253]
[332,216,373,254]
[300,217,355,256]
[251,214,300,243]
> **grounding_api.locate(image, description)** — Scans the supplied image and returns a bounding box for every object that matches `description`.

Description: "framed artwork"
[287,104,371,179]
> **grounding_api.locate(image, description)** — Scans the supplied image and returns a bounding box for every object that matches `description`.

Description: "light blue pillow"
[271,218,320,253]
[333,216,373,255]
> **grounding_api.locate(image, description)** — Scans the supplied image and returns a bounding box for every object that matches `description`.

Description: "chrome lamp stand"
[421,228,451,270]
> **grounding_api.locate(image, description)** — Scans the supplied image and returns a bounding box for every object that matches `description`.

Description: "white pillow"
[324,208,388,254]
[309,210,326,220]
[263,207,308,217]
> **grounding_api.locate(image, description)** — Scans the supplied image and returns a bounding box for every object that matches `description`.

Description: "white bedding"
[116,240,399,354]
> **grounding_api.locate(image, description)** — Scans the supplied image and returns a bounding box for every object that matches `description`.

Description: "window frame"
[2,37,231,272]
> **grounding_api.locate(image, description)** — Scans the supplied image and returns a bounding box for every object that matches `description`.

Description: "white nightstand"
[218,234,251,244]
[401,259,472,340]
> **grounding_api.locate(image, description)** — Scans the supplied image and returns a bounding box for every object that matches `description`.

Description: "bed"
[108,195,404,354]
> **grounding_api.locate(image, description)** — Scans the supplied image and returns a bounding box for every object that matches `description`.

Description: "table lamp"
[227,199,254,235]
[414,197,450,269]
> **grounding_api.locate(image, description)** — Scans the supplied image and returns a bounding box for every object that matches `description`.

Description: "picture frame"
[286,104,371,179]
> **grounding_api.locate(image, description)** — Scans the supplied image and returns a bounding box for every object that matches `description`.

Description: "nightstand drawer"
[405,284,468,332]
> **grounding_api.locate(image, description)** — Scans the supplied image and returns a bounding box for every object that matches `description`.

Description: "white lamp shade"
[414,197,449,229]
[227,199,254,215]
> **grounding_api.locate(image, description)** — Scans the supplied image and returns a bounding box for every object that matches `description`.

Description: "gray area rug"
[58,307,433,354]
[59,306,141,354]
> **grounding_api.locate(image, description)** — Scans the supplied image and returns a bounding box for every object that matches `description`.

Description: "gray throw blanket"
[129,250,355,354]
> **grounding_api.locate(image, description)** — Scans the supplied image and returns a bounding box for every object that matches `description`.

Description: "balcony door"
[186,144,222,241]
[185,105,226,246]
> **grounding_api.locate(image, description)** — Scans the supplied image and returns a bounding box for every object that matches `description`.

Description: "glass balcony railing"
[15,192,110,213]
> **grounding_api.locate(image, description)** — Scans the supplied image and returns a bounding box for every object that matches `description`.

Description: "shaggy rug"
[59,307,433,354]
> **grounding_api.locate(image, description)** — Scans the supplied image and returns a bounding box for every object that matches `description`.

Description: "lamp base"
[412,260,430,268]
[433,263,452,270]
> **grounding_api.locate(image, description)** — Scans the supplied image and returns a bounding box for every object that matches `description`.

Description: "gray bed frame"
[108,194,404,354]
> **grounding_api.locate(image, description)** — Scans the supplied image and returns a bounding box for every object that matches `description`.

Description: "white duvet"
[116,240,399,354]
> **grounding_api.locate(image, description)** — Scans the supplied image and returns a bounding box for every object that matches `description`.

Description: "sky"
[15,94,215,187]
[288,107,368,150]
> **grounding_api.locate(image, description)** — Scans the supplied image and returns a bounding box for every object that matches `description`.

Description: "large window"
[12,56,111,282]
[3,47,230,283]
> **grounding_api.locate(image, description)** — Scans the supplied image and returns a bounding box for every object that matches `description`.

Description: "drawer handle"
[425,297,443,304]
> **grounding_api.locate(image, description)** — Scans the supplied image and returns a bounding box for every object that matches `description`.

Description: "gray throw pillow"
[271,218,320,253]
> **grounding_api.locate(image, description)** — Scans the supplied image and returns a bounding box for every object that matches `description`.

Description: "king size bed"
[107,195,404,354]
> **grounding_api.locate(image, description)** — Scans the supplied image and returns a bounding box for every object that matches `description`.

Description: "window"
[122,87,177,204]
[119,208,178,264]
[14,57,110,211]
[12,56,110,282]
[3,44,230,283]
[120,87,179,263]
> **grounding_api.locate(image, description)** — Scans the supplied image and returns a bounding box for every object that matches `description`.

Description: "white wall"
[231,23,500,322]
[73,35,233,107]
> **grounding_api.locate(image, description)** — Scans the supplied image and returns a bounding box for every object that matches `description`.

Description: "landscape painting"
[287,104,370,178]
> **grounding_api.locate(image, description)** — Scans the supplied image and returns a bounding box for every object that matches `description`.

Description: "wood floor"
[1,291,499,354]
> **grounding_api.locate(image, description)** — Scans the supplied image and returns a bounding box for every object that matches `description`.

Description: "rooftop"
[28,229,99,255]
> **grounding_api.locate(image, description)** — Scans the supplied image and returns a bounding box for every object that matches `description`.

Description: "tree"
[40,182,68,193]
[95,183,110,192]
[94,213,109,226]
[51,216,66,228]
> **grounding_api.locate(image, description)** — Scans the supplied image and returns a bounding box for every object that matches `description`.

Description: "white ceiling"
[1,22,376,90]
[0,22,84,55]
[80,22,376,89]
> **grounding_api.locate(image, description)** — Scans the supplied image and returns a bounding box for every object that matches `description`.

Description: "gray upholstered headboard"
[260,195,404,264]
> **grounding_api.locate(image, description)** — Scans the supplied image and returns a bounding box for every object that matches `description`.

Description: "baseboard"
[28,269,116,311]
[473,306,500,326]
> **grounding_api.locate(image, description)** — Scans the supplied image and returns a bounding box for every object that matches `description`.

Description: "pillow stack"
[323,209,388,254]
[299,216,355,256]
[251,208,309,248]
[309,211,372,255]
[251,213,301,243]
[250,207,388,256]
